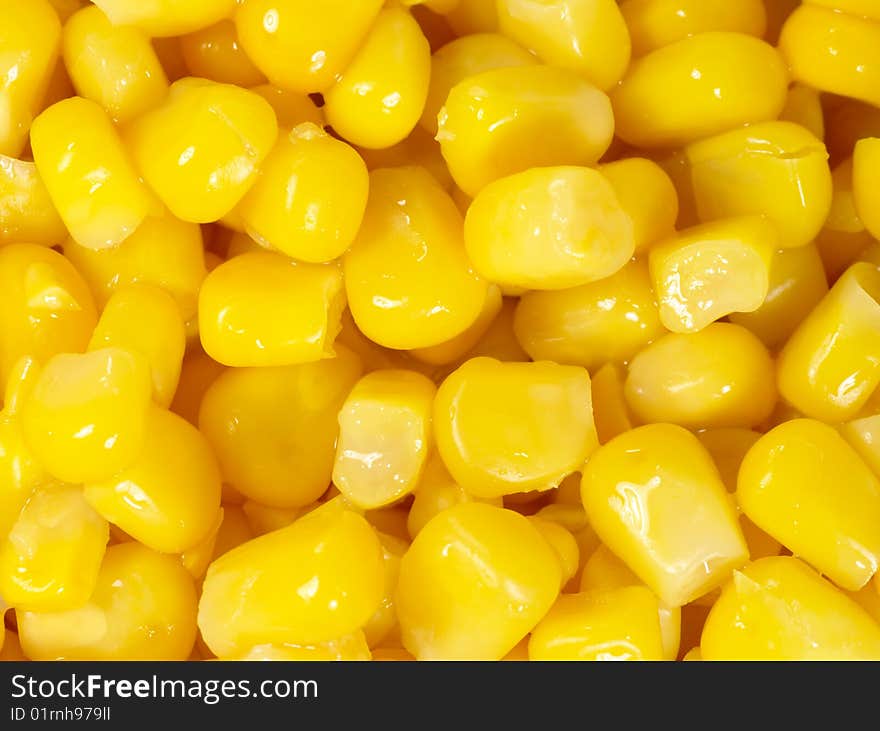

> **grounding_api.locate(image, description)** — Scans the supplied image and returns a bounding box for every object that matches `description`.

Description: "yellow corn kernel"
[63,5,168,125]
[464,166,635,291]
[397,503,561,659]
[211,506,254,559]
[653,149,699,229]
[335,308,412,374]
[841,414,880,480]
[420,33,535,136]
[529,587,665,661]
[249,85,324,129]
[805,0,880,20]
[780,84,825,141]
[63,215,206,324]
[180,20,265,87]
[235,632,372,661]
[514,260,664,369]
[437,65,614,197]
[528,516,580,588]
[241,501,306,537]
[597,158,678,253]
[827,157,868,234]
[91,0,236,36]
[235,0,383,94]
[0,243,97,388]
[84,407,221,554]
[363,532,407,649]
[582,424,749,607]
[611,33,788,148]
[729,245,829,350]
[853,138,880,241]
[199,346,362,508]
[30,98,154,250]
[649,217,776,333]
[435,357,598,499]
[701,556,880,660]
[19,542,198,660]
[466,297,530,363]
[738,418,880,592]
[199,502,384,657]
[0,0,61,157]
[625,323,777,429]
[199,252,345,367]
[684,122,832,250]
[0,156,66,248]
[363,505,410,544]
[778,263,880,422]
[0,485,108,612]
[495,0,630,90]
[446,0,498,34]
[21,348,152,484]
[356,125,454,193]
[88,285,185,408]
[333,370,435,511]
[180,507,223,580]
[780,5,880,109]
[127,78,277,223]
[620,0,766,57]
[590,363,634,445]
[324,8,430,150]
[344,167,488,350]
[765,0,801,43]
[237,123,369,263]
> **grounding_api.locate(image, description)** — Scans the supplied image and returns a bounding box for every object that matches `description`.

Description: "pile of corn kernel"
[3,0,880,662]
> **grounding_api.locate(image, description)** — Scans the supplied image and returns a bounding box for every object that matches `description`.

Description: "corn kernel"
[581,424,748,607]
[590,364,634,445]
[528,516,580,588]
[435,357,598,499]
[180,507,223,579]
[241,501,306,537]
[464,166,635,291]
[0,156,67,248]
[437,65,614,197]
[611,33,788,148]
[18,542,198,660]
[625,323,777,429]
[199,346,362,508]
[248,85,323,129]
[701,556,880,660]
[495,0,631,91]
[780,84,825,141]
[396,503,561,659]
[853,138,880,241]
[237,124,369,263]
[363,532,407,649]
[198,502,385,657]
[344,167,488,350]
[235,632,372,661]
[63,5,169,125]
[180,20,264,88]
[466,297,530,363]
[324,8,430,150]
[91,0,237,37]
[841,415,880,480]
[31,97,154,250]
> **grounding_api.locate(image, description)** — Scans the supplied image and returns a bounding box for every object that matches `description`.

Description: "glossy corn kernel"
[0,485,108,612]
[685,122,832,250]
[333,370,435,510]
[20,348,152,484]
[235,632,372,661]
[356,125,454,193]
[495,0,630,90]
[0,156,67,248]
[597,158,678,253]
[0,243,97,388]
[581,424,749,607]
[199,252,345,367]
[464,166,635,291]
[235,0,383,94]
[625,324,777,429]
[420,33,535,136]
[180,507,223,579]
[528,516,580,588]
[198,502,385,657]
[841,415,880,480]
[620,0,766,56]
[199,346,362,508]
[611,33,788,148]
[18,542,198,660]
[84,407,221,554]
[91,0,236,37]
[0,0,61,157]
[738,419,880,592]
[529,587,664,661]
[88,285,185,408]
[396,503,561,660]
[344,167,488,350]
[437,65,614,197]
[63,5,168,125]
[779,5,880,109]
[324,8,430,150]
[590,364,634,445]
[241,500,306,537]
[30,98,153,250]
[127,78,277,223]
[853,138,880,241]
[778,263,880,422]
[363,532,407,649]
[514,260,665,370]
[649,217,776,333]
[780,84,825,141]
[435,357,598,499]
[237,123,369,263]
[249,85,323,129]
[729,245,829,350]
[701,556,880,660]
[180,20,264,87]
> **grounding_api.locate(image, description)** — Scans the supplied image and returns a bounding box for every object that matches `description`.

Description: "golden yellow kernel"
[91,0,237,36]
[0,156,67,248]
[180,20,265,88]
